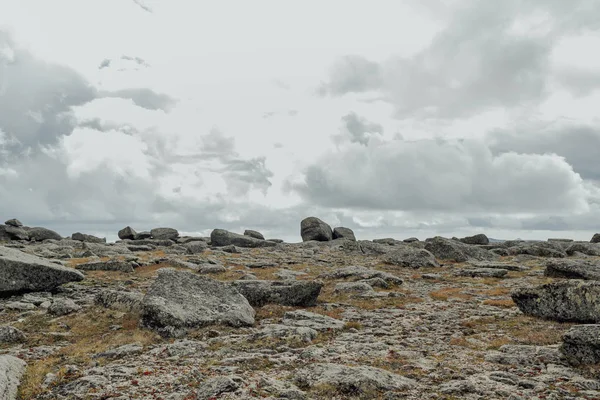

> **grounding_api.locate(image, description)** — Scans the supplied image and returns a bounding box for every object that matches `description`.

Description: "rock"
[184,241,208,254]
[134,231,152,240]
[141,269,255,336]
[319,266,403,285]
[544,259,600,280]
[60,375,109,397]
[5,301,35,311]
[300,217,332,242]
[0,246,84,295]
[560,325,600,366]
[244,229,265,240]
[118,226,137,240]
[460,234,490,245]
[150,227,179,240]
[424,236,493,262]
[383,246,440,269]
[82,242,132,257]
[210,229,276,248]
[76,260,134,273]
[357,241,396,255]
[373,238,400,246]
[0,355,26,400]
[95,290,143,312]
[25,227,63,241]
[252,324,318,343]
[468,261,527,271]
[591,234,600,243]
[0,326,26,343]
[334,281,374,293]
[0,225,28,241]
[566,243,600,256]
[275,269,308,280]
[332,227,356,241]
[93,343,143,359]
[22,292,52,306]
[71,232,106,243]
[232,280,322,307]
[48,298,82,316]
[456,268,508,278]
[506,242,567,258]
[197,264,227,274]
[282,310,345,331]
[485,344,564,366]
[4,219,22,228]
[511,280,600,322]
[294,363,416,394]
[196,376,240,400]
[403,237,419,243]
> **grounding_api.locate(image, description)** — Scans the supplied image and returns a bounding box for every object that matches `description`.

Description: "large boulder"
[332,227,356,241]
[383,246,440,269]
[505,242,567,258]
[0,246,84,295]
[300,217,332,242]
[424,237,492,262]
[71,232,106,244]
[25,227,63,241]
[243,230,265,240]
[591,234,600,244]
[0,225,28,241]
[511,281,600,322]
[118,226,137,240]
[210,229,276,248]
[565,242,600,257]
[150,227,179,240]
[560,325,600,366]
[232,280,322,307]
[0,355,27,400]
[4,219,22,228]
[76,260,135,273]
[544,260,600,280]
[459,234,490,245]
[141,269,255,336]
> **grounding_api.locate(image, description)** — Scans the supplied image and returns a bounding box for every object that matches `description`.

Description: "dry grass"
[478,287,511,296]
[481,299,516,308]
[429,287,473,301]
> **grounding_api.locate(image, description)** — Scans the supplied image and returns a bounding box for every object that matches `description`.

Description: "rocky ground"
[1,218,600,399]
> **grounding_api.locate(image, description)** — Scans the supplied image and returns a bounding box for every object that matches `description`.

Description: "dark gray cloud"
[338,112,383,146]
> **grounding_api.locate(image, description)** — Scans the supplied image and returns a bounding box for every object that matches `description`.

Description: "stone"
[25,227,63,241]
[403,237,419,243]
[468,261,527,271]
[591,234,600,244]
[95,290,143,313]
[282,310,345,331]
[511,280,600,322]
[118,226,137,240]
[300,217,332,242]
[294,363,416,394]
[134,231,152,240]
[232,280,322,307]
[184,241,208,254]
[506,242,567,258]
[244,229,265,240]
[4,219,22,228]
[141,269,255,335]
[560,325,600,366]
[76,260,134,273]
[424,236,493,262]
[544,259,600,280]
[460,233,490,245]
[319,266,403,285]
[566,243,600,256]
[0,225,28,241]
[334,281,374,293]
[93,343,143,359]
[196,376,240,400]
[71,232,106,243]
[0,246,84,295]
[456,268,508,278]
[0,326,26,343]
[210,229,276,248]
[48,298,82,316]
[0,355,26,400]
[197,264,227,274]
[332,227,356,241]
[150,227,179,240]
[383,246,440,269]
[252,324,318,343]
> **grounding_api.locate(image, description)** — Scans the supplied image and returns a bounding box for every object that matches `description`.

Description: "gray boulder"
[0,246,84,295]
[424,237,493,262]
[76,260,135,273]
[456,268,508,278]
[566,243,600,256]
[591,234,600,243]
[319,266,403,286]
[150,227,179,240]
[141,269,255,335]
[403,237,419,243]
[210,229,276,248]
[243,229,265,240]
[0,225,28,241]
[334,281,374,293]
[184,241,208,254]
[300,217,332,242]
[506,242,567,258]
[560,325,600,365]
[545,260,600,280]
[383,246,440,269]
[511,280,600,322]
[282,310,345,331]
[332,227,356,241]
[196,376,240,400]
[134,231,152,240]
[232,280,322,307]
[4,219,22,228]
[95,289,143,312]
[25,227,63,241]
[357,241,396,255]
[460,234,490,245]
[48,298,82,316]
[118,226,137,240]
[0,355,26,400]
[71,232,106,244]
[0,326,26,343]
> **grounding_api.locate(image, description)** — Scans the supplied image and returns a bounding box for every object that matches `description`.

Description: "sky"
[1,0,600,243]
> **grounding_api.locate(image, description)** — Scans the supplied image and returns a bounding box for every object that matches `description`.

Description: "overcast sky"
[1,0,600,242]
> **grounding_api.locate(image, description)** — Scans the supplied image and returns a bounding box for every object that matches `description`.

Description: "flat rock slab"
[485,344,564,366]
[545,260,600,280]
[95,290,143,313]
[0,355,26,400]
[560,325,600,366]
[76,260,134,273]
[282,310,345,331]
[511,280,600,322]
[424,237,493,262]
[0,246,84,295]
[319,266,403,285]
[141,268,255,335]
[294,363,416,395]
[456,268,508,278]
[232,280,322,307]
[469,261,527,271]
[210,229,277,248]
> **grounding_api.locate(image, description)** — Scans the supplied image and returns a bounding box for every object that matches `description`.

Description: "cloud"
[132,0,153,13]
[98,59,111,69]
[98,88,176,112]
[335,112,383,146]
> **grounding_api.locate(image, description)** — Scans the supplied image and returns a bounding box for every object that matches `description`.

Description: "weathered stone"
[196,376,240,400]
[460,233,490,245]
[4,219,22,228]
[184,241,208,254]
[511,280,600,322]
[48,298,82,316]
[545,259,600,280]
[118,226,137,240]
[403,237,419,243]
[150,227,179,240]
[383,246,440,269]
[468,261,527,271]
[25,227,63,241]
[93,343,143,359]
[485,344,564,366]
[141,269,255,335]
[134,231,152,240]
[71,232,106,243]
[560,325,600,365]
[456,268,508,278]
[332,227,356,241]
[319,266,403,285]
[232,280,322,307]
[76,260,134,273]
[506,242,567,258]
[424,236,493,262]
[300,217,332,242]
[0,246,84,295]
[95,290,143,312]
[210,229,276,248]
[591,233,600,244]
[0,355,26,400]
[252,324,318,343]
[566,243,600,256]
[244,229,265,240]
[0,225,28,241]
[334,281,374,293]
[0,326,26,343]
[282,310,345,331]
[373,238,400,246]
